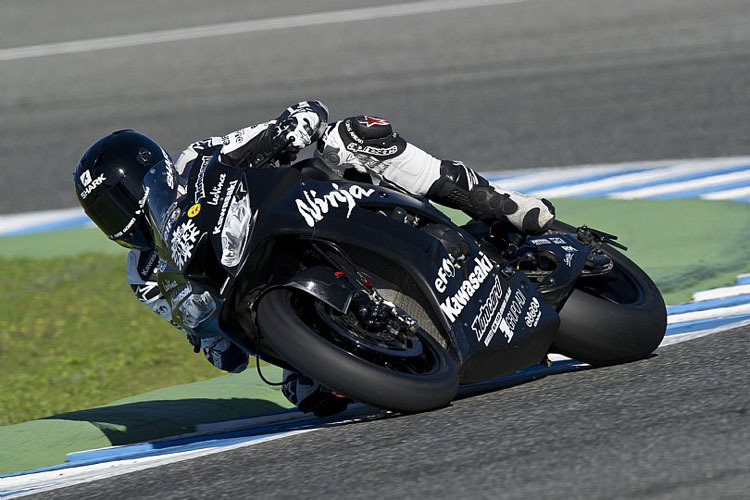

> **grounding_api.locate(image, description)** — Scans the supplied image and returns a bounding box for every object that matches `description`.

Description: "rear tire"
[551,241,667,366]
[257,289,459,412]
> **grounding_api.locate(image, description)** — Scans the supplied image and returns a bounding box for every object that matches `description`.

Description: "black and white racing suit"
[127,101,555,415]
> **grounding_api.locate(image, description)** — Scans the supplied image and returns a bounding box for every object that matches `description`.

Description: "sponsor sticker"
[357,116,390,128]
[171,219,201,268]
[194,155,212,202]
[524,297,542,328]
[79,171,106,199]
[344,120,364,144]
[564,253,574,267]
[207,173,226,206]
[549,237,567,244]
[110,217,136,239]
[142,249,159,276]
[497,289,527,344]
[434,257,457,294]
[172,284,192,305]
[160,147,175,189]
[80,170,92,186]
[439,253,494,322]
[471,275,503,343]
[453,161,478,190]
[530,238,551,246]
[561,245,578,253]
[346,143,399,156]
[162,279,179,293]
[135,283,160,305]
[295,183,375,228]
[212,179,239,235]
[484,287,513,346]
[188,203,201,218]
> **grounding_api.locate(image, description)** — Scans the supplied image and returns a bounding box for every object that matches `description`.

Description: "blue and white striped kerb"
[1,156,749,237]
[663,274,750,341]
[485,155,750,201]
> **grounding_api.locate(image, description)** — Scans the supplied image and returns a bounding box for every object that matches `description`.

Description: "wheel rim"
[290,294,444,376]
[314,301,424,358]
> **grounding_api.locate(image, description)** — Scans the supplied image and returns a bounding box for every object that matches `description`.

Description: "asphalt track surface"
[2,0,750,213]
[25,327,750,500]
[4,0,750,498]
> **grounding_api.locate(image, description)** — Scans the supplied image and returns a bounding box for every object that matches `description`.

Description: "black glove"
[298,389,351,417]
[282,370,351,417]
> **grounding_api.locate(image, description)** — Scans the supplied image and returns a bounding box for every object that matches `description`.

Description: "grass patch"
[0,254,221,426]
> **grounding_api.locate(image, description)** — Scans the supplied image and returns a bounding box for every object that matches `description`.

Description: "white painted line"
[666,303,750,324]
[692,284,750,302]
[0,429,317,498]
[700,186,750,200]
[529,159,750,198]
[0,208,87,235]
[611,170,750,199]
[489,164,627,191]
[0,0,524,62]
[658,319,750,347]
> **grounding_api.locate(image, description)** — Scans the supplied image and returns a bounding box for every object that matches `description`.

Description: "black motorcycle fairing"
[238,171,561,380]
[149,157,563,384]
[272,265,356,313]
[456,271,559,383]
[519,234,590,310]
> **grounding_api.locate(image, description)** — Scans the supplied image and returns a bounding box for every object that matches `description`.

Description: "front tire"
[257,289,459,412]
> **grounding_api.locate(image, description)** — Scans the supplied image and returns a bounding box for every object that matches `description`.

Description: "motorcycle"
[144,144,666,412]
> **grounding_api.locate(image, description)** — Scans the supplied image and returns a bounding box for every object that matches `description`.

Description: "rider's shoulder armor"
[331,116,406,160]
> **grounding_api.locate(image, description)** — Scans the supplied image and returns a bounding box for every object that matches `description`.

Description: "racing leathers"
[127,100,555,416]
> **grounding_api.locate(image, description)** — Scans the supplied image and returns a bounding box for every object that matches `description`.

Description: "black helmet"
[74,129,170,249]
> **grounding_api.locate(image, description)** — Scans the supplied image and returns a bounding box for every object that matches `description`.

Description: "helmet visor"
[86,183,145,237]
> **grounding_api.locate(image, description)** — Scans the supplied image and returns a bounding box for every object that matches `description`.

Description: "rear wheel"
[551,233,667,366]
[257,289,458,412]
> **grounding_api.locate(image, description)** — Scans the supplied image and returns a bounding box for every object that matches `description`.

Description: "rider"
[73,101,555,416]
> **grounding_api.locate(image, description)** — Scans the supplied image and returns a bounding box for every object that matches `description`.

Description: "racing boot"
[427,160,555,235]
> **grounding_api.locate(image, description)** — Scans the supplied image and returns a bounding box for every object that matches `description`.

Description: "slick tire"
[551,234,667,366]
[257,289,459,412]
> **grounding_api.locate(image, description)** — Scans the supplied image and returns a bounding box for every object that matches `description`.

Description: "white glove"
[285,110,321,150]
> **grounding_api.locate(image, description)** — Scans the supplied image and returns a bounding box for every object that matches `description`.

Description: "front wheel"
[257,289,458,412]
[551,242,667,366]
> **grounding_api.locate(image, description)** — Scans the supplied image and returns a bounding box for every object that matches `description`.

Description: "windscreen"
[142,159,181,255]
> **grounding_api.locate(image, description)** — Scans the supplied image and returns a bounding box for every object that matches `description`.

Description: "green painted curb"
[0,366,293,475]
[552,198,750,304]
